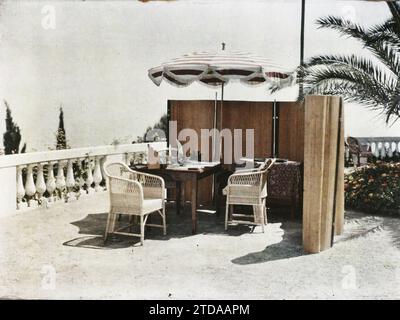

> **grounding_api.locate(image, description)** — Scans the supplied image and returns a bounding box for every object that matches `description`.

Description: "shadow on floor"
[231,224,304,265]
[64,205,303,254]
[335,210,400,250]
[231,211,305,264]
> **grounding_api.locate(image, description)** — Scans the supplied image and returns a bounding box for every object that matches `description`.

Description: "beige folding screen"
[303,95,344,253]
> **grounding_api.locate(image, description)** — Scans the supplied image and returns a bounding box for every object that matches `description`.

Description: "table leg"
[181,182,185,210]
[191,175,197,234]
[213,173,220,216]
[176,181,181,215]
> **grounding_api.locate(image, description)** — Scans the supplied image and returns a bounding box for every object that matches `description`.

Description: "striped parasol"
[148,51,294,88]
[148,49,294,159]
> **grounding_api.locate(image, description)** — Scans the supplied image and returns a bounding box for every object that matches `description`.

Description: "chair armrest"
[135,171,165,199]
[136,172,165,188]
[234,167,260,174]
[108,175,144,204]
[119,164,165,189]
[228,171,262,186]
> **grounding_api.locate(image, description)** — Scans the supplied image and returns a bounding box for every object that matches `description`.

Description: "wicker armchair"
[346,136,373,166]
[223,158,276,232]
[103,162,166,246]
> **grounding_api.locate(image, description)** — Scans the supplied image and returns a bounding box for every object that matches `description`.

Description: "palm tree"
[285,2,400,124]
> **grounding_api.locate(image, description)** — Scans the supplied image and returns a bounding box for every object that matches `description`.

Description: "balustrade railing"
[0,142,166,215]
[345,136,400,164]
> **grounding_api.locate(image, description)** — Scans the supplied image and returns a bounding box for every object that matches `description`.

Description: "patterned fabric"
[267,161,302,203]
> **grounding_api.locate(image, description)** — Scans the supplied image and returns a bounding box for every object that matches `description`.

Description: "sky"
[0,0,399,152]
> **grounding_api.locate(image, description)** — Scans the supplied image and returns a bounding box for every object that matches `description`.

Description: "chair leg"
[181,185,185,210]
[162,205,167,236]
[110,213,118,234]
[128,215,134,232]
[263,199,267,225]
[104,212,113,243]
[264,206,268,225]
[259,205,265,233]
[140,215,145,246]
[104,212,118,243]
[225,204,229,230]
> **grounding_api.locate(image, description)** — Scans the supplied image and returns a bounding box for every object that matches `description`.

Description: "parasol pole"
[213,91,218,161]
[221,82,224,131]
[221,42,225,112]
[220,43,225,162]
[299,0,305,98]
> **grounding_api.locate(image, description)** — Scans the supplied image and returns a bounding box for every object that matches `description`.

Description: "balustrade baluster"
[372,142,379,158]
[93,157,103,192]
[35,163,47,206]
[16,166,25,210]
[56,161,66,200]
[85,159,94,193]
[46,162,56,202]
[100,156,107,190]
[380,142,386,159]
[75,159,85,199]
[65,159,76,202]
[25,164,36,207]
[388,143,394,158]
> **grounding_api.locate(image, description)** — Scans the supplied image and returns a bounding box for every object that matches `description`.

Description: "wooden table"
[134,163,221,234]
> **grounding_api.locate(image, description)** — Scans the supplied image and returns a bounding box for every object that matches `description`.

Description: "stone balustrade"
[0,142,166,216]
[345,136,400,163]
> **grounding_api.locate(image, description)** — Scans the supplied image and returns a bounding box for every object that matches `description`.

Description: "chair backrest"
[260,158,276,172]
[346,136,361,153]
[260,158,276,191]
[104,162,144,212]
[104,162,137,181]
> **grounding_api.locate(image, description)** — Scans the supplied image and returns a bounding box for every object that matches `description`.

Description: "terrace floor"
[0,192,399,300]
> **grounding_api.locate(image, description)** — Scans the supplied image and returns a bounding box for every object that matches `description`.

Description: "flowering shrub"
[345,161,400,215]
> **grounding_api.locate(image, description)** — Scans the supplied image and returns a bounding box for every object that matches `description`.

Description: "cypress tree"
[56,107,67,150]
[3,100,22,155]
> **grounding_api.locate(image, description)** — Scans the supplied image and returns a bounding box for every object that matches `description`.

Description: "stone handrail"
[0,142,166,216]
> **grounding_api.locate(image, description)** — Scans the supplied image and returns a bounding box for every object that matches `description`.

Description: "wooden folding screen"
[302,95,344,253]
[277,102,305,162]
[169,100,215,204]
[169,100,276,204]
[219,101,273,159]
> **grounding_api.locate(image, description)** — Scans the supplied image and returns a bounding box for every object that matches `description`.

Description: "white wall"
[0,167,16,218]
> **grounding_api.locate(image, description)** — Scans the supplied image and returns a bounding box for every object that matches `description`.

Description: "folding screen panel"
[169,100,215,204]
[220,101,273,160]
[302,95,344,253]
[278,101,305,162]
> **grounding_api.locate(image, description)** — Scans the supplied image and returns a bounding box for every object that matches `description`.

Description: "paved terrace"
[0,192,399,299]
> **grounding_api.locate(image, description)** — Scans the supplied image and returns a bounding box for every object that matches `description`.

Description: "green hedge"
[345,161,400,215]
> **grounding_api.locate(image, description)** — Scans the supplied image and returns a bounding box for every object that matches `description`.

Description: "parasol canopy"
[148,51,295,88]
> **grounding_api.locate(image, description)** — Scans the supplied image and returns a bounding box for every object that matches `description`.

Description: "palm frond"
[301,70,388,109]
[367,18,400,46]
[270,12,400,124]
[303,54,397,93]
[387,1,400,30]
[316,16,400,77]
[316,16,367,40]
